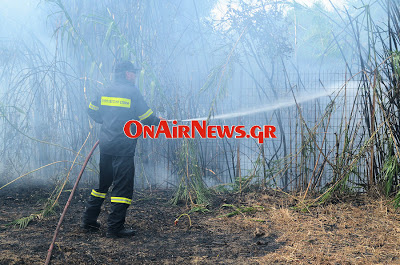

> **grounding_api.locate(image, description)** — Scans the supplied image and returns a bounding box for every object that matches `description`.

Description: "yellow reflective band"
[91,189,106,199]
[89,102,99,111]
[139,109,153,121]
[101,97,131,108]
[111,197,132,205]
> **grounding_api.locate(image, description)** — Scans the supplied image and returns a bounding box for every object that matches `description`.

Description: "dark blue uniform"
[83,79,159,233]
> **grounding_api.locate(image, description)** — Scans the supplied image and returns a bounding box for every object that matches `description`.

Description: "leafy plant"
[171,139,211,206]
[218,204,265,218]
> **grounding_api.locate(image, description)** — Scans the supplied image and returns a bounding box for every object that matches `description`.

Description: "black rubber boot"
[107,203,129,232]
[106,204,135,238]
[82,195,104,229]
[106,228,135,238]
[80,221,101,232]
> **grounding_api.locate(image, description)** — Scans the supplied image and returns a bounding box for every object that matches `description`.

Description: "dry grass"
[205,192,400,265]
[2,188,400,264]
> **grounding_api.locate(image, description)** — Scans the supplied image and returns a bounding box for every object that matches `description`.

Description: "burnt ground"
[1,187,400,265]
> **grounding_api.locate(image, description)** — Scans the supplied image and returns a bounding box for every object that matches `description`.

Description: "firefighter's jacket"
[88,80,160,156]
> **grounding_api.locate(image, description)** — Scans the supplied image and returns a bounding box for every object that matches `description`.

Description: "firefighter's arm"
[136,92,160,126]
[138,107,160,126]
[88,100,103,124]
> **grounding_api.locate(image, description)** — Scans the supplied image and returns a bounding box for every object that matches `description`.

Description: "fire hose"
[45,140,99,265]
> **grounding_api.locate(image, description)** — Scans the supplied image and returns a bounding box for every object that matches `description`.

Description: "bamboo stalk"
[45,140,99,265]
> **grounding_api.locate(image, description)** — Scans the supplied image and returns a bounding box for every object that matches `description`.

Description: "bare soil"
[1,187,400,264]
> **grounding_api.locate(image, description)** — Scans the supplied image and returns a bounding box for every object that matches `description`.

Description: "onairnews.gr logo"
[124,120,276,144]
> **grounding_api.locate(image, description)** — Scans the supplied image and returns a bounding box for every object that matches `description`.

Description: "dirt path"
[1,187,400,264]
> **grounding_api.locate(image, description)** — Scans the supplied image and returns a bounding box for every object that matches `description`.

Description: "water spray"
[169,88,340,122]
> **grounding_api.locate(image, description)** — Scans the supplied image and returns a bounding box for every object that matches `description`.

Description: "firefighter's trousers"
[82,153,135,232]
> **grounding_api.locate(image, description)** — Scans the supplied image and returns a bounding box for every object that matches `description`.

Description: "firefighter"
[81,61,160,238]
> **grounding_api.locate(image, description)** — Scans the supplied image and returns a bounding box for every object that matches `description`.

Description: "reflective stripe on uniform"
[91,189,106,198]
[101,96,131,108]
[89,102,99,111]
[139,109,153,121]
[111,197,132,205]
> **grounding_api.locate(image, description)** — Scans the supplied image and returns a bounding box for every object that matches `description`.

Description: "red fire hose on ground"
[44,140,99,265]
